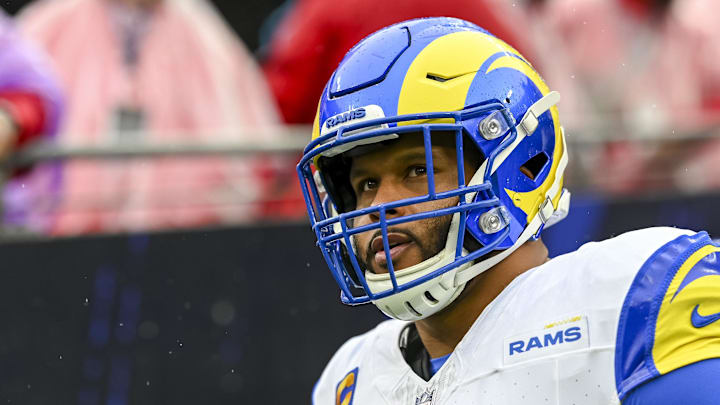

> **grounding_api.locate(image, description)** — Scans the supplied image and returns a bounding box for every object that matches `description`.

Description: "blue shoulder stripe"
[622,358,720,404]
[614,231,711,399]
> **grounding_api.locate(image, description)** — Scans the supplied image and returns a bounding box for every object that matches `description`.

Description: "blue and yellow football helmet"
[297,17,570,321]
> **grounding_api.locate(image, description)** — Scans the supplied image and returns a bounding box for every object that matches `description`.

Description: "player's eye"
[407,165,427,178]
[358,178,378,193]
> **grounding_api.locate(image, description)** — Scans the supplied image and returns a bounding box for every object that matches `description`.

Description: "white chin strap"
[364,91,568,321]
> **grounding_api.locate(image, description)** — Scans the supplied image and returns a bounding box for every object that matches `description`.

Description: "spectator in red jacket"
[262,0,535,124]
[0,93,47,161]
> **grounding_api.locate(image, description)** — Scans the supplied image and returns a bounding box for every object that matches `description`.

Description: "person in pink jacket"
[19,0,283,235]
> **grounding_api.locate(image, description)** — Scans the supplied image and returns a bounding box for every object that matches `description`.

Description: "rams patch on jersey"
[503,315,589,365]
[335,367,358,405]
[615,231,720,399]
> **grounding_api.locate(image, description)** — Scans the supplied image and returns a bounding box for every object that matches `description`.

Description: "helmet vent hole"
[505,97,511,103]
[520,152,549,181]
[424,291,439,305]
[405,302,422,317]
[426,73,449,83]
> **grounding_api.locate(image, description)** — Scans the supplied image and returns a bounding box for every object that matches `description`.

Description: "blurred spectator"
[521,0,585,131]
[540,0,720,132]
[18,0,284,235]
[655,0,720,191]
[0,10,64,233]
[530,0,720,192]
[262,0,536,124]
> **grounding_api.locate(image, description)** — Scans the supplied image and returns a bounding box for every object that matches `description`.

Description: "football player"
[297,17,720,404]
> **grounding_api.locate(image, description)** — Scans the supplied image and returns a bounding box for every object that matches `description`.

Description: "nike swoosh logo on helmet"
[691,304,720,328]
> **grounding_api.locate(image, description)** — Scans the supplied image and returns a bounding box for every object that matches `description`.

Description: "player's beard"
[353,214,454,274]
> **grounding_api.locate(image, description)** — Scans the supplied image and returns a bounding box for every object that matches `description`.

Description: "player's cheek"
[415,195,459,214]
[353,231,370,256]
[351,214,373,230]
[431,170,460,194]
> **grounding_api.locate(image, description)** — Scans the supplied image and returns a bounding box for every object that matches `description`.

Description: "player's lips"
[371,233,413,266]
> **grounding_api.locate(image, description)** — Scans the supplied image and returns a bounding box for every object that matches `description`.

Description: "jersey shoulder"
[614,227,720,400]
[530,227,695,305]
[312,319,405,405]
[573,226,695,269]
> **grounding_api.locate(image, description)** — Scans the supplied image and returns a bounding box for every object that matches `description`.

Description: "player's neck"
[414,239,549,359]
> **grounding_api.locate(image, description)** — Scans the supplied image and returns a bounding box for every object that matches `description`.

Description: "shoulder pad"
[615,230,720,399]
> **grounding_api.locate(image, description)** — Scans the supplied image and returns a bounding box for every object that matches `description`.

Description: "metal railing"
[2,126,311,168]
[5,124,719,168]
[1,124,719,240]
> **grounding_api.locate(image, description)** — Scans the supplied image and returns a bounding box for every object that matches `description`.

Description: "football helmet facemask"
[297,17,570,321]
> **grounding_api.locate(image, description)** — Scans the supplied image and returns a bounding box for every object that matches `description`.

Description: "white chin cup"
[364,212,471,321]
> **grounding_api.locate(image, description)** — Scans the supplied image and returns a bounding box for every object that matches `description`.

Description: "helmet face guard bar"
[297,102,520,305]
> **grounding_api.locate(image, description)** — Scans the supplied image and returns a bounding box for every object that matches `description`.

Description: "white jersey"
[313,227,720,404]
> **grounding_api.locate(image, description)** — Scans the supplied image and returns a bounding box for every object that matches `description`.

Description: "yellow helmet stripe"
[397,31,520,123]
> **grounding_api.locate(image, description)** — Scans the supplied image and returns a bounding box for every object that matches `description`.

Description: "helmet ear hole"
[519,152,549,181]
[462,229,484,253]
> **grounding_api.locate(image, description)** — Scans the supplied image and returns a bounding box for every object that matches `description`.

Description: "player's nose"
[368,180,406,222]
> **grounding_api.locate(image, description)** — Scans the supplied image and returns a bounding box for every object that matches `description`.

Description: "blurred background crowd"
[0,0,718,238]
